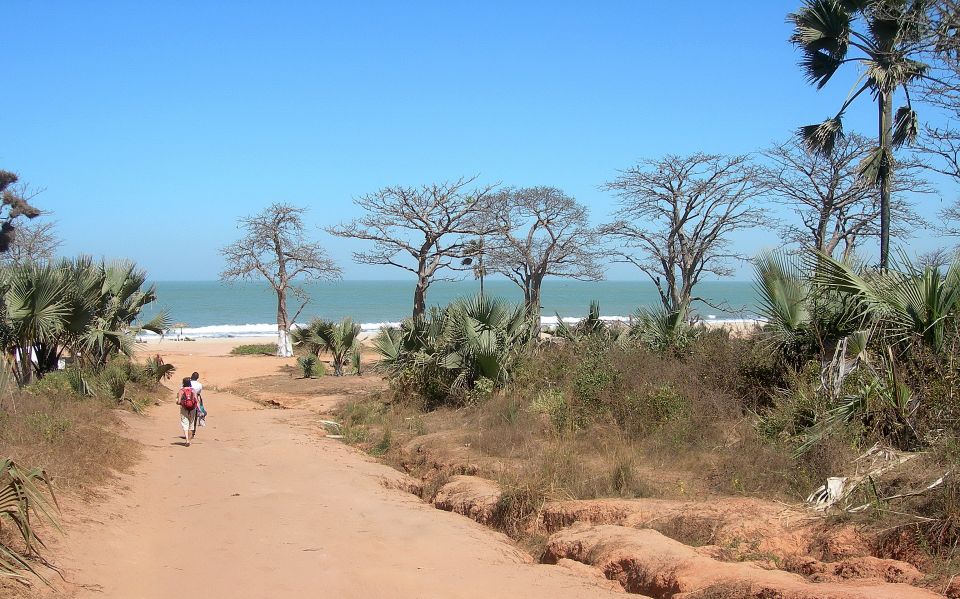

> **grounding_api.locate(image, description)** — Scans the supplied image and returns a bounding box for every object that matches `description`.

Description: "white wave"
[139,315,766,339]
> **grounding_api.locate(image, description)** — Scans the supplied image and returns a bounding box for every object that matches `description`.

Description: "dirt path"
[40,347,620,598]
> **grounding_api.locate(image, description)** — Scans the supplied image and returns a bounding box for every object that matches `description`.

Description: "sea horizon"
[140,279,763,339]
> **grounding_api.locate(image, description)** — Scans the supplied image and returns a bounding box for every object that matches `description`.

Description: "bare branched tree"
[1,220,61,266]
[486,187,603,321]
[0,171,42,254]
[600,153,768,314]
[912,0,960,185]
[938,197,960,238]
[327,176,497,319]
[762,135,928,259]
[221,203,341,357]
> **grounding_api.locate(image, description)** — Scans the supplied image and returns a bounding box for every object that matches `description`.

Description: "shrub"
[530,389,570,433]
[297,355,317,378]
[143,354,175,382]
[229,343,276,356]
[101,364,129,400]
[370,427,392,457]
[26,413,72,444]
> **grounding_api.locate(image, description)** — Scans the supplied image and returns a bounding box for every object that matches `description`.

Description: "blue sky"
[3,1,956,280]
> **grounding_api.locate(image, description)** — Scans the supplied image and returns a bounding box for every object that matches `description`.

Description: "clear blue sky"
[4,1,955,280]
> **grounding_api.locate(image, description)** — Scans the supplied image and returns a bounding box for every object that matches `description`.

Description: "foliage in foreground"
[755,249,960,453]
[0,458,59,583]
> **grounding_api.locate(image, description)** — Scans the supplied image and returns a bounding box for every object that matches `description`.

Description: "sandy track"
[41,342,620,598]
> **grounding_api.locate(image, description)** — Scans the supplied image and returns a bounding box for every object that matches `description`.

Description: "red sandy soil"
[35,339,622,598]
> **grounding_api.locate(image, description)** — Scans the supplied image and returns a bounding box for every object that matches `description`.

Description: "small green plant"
[102,365,128,400]
[67,367,96,397]
[26,413,72,444]
[297,355,317,379]
[370,427,392,457]
[530,389,570,433]
[229,343,277,356]
[351,346,362,375]
[143,354,175,382]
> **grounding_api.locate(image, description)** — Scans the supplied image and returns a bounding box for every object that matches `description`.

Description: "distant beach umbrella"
[172,322,189,341]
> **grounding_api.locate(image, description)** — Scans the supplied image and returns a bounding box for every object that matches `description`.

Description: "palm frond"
[800,49,845,88]
[857,145,890,186]
[891,105,919,148]
[789,0,852,58]
[800,116,845,156]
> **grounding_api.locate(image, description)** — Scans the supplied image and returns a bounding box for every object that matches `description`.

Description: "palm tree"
[790,0,931,269]
[460,238,487,297]
[0,258,167,384]
[1,264,68,385]
[809,249,960,353]
[293,317,361,376]
[375,295,534,400]
[79,260,168,368]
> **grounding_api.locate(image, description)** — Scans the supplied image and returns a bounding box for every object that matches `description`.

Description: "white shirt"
[190,380,203,399]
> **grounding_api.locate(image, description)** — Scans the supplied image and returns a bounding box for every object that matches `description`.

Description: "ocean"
[139,279,762,339]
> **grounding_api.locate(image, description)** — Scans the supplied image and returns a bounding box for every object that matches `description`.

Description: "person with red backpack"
[176,376,199,446]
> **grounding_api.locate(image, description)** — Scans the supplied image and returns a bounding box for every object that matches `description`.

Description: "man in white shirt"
[190,372,205,429]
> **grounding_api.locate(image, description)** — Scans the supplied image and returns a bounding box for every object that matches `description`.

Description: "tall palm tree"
[790,0,931,269]
[460,238,487,297]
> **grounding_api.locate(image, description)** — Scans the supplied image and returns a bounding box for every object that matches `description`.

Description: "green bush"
[229,343,276,356]
[530,389,570,433]
[297,355,317,378]
[143,354,175,382]
[296,355,326,378]
[25,371,76,397]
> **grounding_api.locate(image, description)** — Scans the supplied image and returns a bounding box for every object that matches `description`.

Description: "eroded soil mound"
[542,524,941,599]
[424,476,945,597]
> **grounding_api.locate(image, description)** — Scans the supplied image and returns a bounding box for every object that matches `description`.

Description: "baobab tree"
[1,220,60,266]
[220,203,341,357]
[762,135,927,259]
[486,186,603,320]
[601,153,767,314]
[0,170,42,253]
[328,177,496,319]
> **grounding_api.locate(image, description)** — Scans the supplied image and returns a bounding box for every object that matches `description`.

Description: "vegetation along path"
[41,356,620,599]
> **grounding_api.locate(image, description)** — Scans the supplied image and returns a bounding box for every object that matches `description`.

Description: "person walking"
[176,376,199,446]
[190,371,206,429]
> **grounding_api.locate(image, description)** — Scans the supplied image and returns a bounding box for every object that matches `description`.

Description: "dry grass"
[0,390,140,496]
[329,331,960,592]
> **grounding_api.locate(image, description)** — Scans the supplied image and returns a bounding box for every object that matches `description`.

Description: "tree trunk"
[413,276,428,320]
[528,277,543,335]
[816,211,830,255]
[479,253,484,298]
[879,92,893,271]
[17,345,32,386]
[276,288,293,357]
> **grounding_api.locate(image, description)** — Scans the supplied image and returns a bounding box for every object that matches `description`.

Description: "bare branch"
[327,176,497,318]
[600,153,768,313]
[761,134,930,257]
[485,186,604,316]
[220,203,341,356]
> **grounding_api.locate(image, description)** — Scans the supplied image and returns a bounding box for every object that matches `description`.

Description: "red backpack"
[180,387,197,411]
